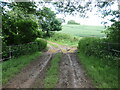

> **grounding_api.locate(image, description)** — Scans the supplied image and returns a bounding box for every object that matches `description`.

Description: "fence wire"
[1,42,40,61]
[1,41,120,61]
[99,42,120,56]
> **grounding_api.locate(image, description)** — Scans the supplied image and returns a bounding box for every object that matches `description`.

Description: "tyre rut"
[56,50,93,88]
[3,53,53,88]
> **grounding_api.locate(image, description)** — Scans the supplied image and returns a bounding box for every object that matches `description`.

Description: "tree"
[2,2,39,45]
[67,20,80,25]
[11,2,37,14]
[105,21,120,43]
[2,10,38,45]
[38,7,62,36]
[57,18,65,24]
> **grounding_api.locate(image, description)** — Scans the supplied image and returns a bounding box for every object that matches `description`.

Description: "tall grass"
[47,33,80,46]
[0,63,2,87]
[78,52,118,88]
[78,37,119,88]
[2,52,41,84]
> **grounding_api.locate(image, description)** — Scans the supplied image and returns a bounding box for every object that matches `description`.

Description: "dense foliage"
[2,2,62,46]
[3,15,38,45]
[78,37,119,66]
[35,38,47,50]
[38,7,62,36]
[2,2,39,45]
[78,37,119,88]
[77,47,118,88]
[2,39,47,60]
[105,21,120,43]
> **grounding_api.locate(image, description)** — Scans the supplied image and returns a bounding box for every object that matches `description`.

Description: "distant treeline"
[67,20,80,25]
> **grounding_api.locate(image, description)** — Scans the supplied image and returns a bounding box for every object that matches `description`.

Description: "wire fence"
[0,42,41,61]
[1,41,120,61]
[99,42,120,56]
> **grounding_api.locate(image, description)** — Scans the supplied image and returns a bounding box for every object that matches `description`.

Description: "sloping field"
[59,25,106,37]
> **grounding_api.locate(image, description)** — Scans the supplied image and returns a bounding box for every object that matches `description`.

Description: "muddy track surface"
[56,52,93,88]
[3,52,53,88]
[48,41,94,88]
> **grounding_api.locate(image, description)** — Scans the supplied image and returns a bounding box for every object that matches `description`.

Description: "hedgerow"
[2,38,47,61]
[78,37,119,67]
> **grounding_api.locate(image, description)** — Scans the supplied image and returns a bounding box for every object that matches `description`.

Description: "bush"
[78,37,102,56]
[78,37,119,58]
[35,38,47,50]
[2,39,47,61]
[78,37,119,67]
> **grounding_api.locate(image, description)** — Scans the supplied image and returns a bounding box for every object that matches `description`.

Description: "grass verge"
[44,53,61,88]
[2,52,41,84]
[0,63,2,87]
[77,52,118,88]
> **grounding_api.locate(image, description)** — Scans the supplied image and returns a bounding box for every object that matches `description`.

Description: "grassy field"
[2,52,41,84]
[58,24,106,37]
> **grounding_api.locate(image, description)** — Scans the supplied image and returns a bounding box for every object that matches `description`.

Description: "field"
[58,24,106,37]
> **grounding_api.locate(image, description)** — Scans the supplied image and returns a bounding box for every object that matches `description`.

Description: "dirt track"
[3,41,94,88]
[56,53,93,88]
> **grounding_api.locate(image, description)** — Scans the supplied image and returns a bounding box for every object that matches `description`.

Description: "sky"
[56,1,118,26]
[56,12,104,26]
[37,0,118,26]
[3,0,119,26]
[36,2,104,26]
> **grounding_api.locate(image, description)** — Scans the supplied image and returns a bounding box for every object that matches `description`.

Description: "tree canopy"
[38,7,62,36]
[2,1,63,45]
[2,2,39,45]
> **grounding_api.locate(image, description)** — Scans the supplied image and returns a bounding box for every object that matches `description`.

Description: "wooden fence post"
[9,46,11,59]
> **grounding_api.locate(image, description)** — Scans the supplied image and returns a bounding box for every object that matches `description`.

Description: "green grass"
[77,52,118,88]
[59,24,106,37]
[0,63,2,87]
[2,52,42,84]
[44,53,61,88]
[47,33,81,46]
[47,42,58,48]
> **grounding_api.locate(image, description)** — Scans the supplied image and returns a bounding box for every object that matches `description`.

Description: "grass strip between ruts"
[44,53,62,88]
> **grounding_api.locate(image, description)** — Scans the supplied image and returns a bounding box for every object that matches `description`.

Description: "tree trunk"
[118,0,120,21]
[46,30,50,37]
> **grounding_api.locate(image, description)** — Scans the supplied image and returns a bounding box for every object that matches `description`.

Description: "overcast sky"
[56,1,118,26]
[37,1,118,26]
[5,0,118,26]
